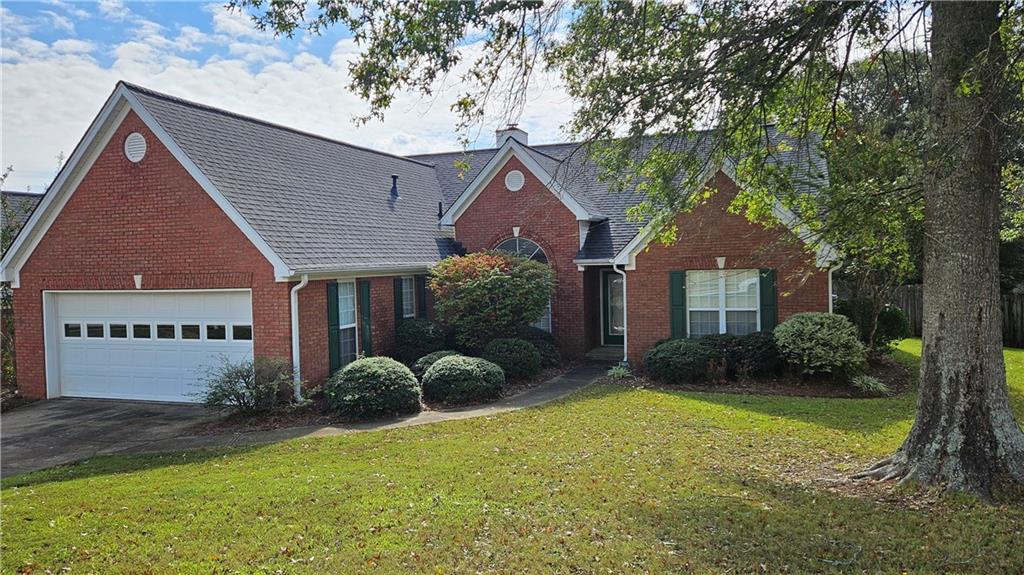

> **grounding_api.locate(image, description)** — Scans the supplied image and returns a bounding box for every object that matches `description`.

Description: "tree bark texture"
[855,1,1024,496]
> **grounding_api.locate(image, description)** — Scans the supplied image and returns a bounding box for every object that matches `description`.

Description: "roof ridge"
[118,81,437,169]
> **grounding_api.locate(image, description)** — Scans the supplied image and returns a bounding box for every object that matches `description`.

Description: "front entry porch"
[582,265,626,362]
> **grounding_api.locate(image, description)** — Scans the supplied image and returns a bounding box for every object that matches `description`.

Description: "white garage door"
[51,291,253,402]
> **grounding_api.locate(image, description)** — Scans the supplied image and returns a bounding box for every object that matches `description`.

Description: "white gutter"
[611,262,629,365]
[290,274,309,400]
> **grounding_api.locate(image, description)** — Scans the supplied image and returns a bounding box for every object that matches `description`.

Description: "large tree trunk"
[855,2,1024,497]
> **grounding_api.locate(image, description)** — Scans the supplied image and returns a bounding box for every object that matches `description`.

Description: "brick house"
[0,82,835,402]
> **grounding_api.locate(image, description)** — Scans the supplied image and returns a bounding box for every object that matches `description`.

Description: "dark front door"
[602,270,625,345]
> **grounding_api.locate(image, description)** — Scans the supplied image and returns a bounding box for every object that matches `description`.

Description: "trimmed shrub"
[412,350,461,379]
[422,355,505,405]
[430,252,555,351]
[516,326,561,367]
[643,338,711,385]
[395,319,447,365]
[851,374,890,396]
[483,337,542,380]
[734,331,784,377]
[836,298,910,353]
[196,356,296,414]
[774,312,867,378]
[324,357,421,419]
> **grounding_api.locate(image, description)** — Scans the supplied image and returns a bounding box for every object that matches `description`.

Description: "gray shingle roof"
[125,83,461,273]
[412,131,826,261]
[1,191,43,233]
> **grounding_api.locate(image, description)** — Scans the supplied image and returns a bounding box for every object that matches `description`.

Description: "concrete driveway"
[1,398,216,478]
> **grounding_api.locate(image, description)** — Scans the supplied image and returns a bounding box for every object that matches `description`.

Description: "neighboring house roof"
[124,83,461,273]
[413,130,828,262]
[1,191,44,232]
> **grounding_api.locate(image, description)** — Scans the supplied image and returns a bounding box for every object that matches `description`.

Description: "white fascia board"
[119,88,294,280]
[290,264,434,281]
[0,91,131,288]
[440,139,596,226]
[610,159,837,271]
[0,84,295,286]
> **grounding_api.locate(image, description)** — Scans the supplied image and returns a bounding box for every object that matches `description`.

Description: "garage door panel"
[53,291,253,402]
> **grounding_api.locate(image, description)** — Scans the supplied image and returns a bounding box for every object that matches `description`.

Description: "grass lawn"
[3,340,1023,574]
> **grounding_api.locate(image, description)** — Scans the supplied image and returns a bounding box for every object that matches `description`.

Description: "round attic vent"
[504,169,525,191]
[124,132,147,163]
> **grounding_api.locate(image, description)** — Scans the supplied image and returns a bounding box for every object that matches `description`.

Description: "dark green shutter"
[670,271,687,338]
[327,282,341,373]
[394,277,404,330]
[759,268,778,331]
[415,275,428,319]
[359,279,372,355]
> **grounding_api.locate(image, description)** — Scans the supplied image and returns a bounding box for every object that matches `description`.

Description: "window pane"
[340,326,357,365]
[64,323,81,338]
[206,324,226,340]
[533,301,552,332]
[157,324,176,339]
[133,324,151,339]
[725,270,759,309]
[689,310,720,337]
[402,278,415,317]
[181,324,201,340]
[687,271,719,308]
[86,323,104,338]
[726,311,758,336]
[495,237,547,263]
[338,282,356,327]
[232,325,253,341]
[109,324,128,338]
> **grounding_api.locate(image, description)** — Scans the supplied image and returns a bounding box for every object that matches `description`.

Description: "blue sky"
[1,1,574,191]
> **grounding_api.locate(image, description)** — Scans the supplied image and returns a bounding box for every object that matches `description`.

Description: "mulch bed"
[610,355,913,398]
[187,362,578,436]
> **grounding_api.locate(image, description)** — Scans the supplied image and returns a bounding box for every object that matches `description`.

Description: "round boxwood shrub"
[395,319,447,365]
[516,326,561,367]
[773,312,867,378]
[643,338,711,385]
[324,357,421,419]
[697,333,742,378]
[422,355,505,405]
[482,337,542,380]
[411,350,460,379]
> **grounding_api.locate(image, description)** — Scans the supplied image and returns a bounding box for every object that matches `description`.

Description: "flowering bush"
[429,252,554,351]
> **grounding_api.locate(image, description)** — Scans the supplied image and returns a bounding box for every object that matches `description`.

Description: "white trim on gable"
[439,138,598,226]
[608,161,837,270]
[0,84,294,287]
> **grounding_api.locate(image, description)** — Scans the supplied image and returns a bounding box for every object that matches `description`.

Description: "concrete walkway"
[2,363,605,477]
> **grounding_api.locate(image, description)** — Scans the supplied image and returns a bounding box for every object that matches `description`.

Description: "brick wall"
[626,171,829,364]
[453,156,586,357]
[13,111,293,398]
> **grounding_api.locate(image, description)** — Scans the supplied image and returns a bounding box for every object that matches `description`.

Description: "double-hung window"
[338,281,358,366]
[686,269,760,336]
[400,276,415,318]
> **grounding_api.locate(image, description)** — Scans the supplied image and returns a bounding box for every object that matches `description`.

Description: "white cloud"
[1,6,37,36]
[51,39,96,54]
[206,4,266,40]
[1,10,576,192]
[97,0,130,22]
[43,0,91,21]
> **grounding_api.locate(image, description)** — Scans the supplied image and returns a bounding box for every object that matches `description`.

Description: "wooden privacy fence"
[891,284,1024,348]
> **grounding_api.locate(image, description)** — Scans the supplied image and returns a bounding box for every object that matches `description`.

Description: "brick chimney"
[495,124,528,147]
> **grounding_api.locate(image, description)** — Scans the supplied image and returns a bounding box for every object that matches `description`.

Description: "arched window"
[495,237,552,331]
[494,237,548,264]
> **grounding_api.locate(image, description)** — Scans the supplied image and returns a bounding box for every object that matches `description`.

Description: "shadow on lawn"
[624,471,1023,574]
[1,443,266,489]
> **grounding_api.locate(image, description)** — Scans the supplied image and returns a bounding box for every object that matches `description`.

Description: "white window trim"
[155,323,178,341]
[337,280,359,365]
[401,276,416,319]
[108,322,130,340]
[203,322,228,342]
[84,322,106,340]
[686,270,761,336]
[130,322,153,341]
[178,321,202,341]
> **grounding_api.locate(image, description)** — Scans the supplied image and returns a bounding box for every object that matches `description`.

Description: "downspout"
[290,274,309,400]
[611,262,628,365]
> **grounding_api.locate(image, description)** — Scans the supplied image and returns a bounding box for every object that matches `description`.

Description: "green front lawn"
[3,340,1023,573]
